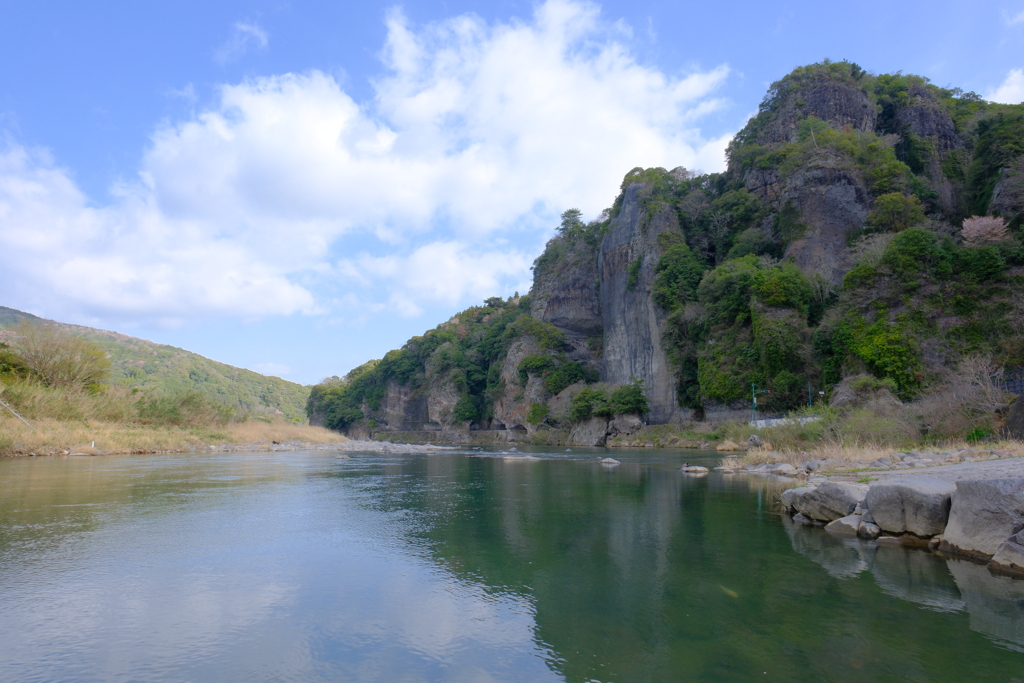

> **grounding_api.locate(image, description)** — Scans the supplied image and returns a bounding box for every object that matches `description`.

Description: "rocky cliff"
[309,60,1024,443]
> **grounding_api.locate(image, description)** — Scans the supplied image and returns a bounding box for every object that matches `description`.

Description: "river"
[1,447,1022,682]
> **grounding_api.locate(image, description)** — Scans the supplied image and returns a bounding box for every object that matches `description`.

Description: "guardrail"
[1002,367,1024,396]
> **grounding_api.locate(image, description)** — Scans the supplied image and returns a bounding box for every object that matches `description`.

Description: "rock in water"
[864,477,955,537]
[858,522,881,539]
[769,463,797,476]
[793,482,869,522]
[681,465,709,473]
[825,514,862,536]
[600,457,620,466]
[941,478,1024,560]
[989,530,1024,577]
[780,485,816,512]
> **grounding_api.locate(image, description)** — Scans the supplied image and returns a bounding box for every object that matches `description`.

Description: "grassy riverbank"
[0,415,348,456]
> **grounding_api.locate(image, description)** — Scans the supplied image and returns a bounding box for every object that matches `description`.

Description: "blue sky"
[2,0,1023,385]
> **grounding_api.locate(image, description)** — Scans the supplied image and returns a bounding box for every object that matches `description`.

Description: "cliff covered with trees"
[308,61,1024,446]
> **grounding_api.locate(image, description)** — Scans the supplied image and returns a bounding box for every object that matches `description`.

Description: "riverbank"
[758,451,1024,579]
[0,415,349,456]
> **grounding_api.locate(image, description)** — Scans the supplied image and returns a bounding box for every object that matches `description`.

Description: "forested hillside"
[0,306,309,420]
[308,61,1024,445]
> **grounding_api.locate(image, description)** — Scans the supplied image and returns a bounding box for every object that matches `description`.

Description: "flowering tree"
[961,215,1011,245]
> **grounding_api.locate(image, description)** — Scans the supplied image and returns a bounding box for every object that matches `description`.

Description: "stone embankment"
[765,451,1024,579]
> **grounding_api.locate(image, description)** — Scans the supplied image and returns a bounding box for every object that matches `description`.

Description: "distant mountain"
[0,306,309,421]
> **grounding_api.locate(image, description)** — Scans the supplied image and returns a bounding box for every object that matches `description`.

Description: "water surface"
[1,447,1023,682]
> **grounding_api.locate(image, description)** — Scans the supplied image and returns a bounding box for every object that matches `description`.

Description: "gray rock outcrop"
[941,478,1024,560]
[864,477,955,537]
[570,417,609,447]
[1004,398,1024,440]
[599,184,687,423]
[990,530,1024,577]
[754,79,877,145]
[792,481,869,522]
[825,514,862,536]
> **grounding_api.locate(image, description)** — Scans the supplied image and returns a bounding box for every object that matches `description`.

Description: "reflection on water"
[783,510,1024,653]
[1,449,1022,682]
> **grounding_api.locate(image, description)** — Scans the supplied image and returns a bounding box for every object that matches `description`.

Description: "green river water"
[1,447,1023,682]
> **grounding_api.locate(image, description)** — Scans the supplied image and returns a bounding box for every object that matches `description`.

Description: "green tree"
[866,193,925,232]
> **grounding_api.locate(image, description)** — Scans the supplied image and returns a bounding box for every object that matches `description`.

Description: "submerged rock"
[600,457,620,466]
[681,465,709,473]
[864,477,955,538]
[941,478,1024,561]
[825,514,862,536]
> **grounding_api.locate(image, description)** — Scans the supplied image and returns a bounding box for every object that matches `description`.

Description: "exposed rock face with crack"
[793,482,869,522]
[531,237,602,338]
[755,80,877,145]
[778,167,870,283]
[895,85,962,154]
[599,184,687,424]
[491,336,548,433]
[940,478,1024,561]
[864,477,955,537]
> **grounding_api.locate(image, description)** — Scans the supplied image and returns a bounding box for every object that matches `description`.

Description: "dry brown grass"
[0,415,347,456]
[740,439,1024,466]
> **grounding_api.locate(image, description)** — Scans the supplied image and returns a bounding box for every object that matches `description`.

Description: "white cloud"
[989,68,1024,104]
[1005,8,1024,25]
[215,21,269,64]
[0,0,732,325]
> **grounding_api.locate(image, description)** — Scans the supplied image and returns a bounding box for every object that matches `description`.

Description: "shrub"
[842,263,877,290]
[136,390,234,427]
[626,255,643,290]
[955,246,1005,282]
[652,233,705,311]
[526,402,549,425]
[752,263,813,313]
[9,321,111,392]
[610,380,649,416]
[451,394,480,423]
[866,193,925,233]
[880,227,950,281]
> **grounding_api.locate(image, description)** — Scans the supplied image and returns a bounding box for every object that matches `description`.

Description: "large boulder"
[569,417,609,447]
[1005,398,1024,440]
[825,514,862,536]
[793,481,869,522]
[941,478,1024,561]
[864,477,955,537]
[989,530,1024,577]
[780,485,816,512]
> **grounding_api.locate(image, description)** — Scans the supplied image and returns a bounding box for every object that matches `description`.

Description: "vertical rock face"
[491,336,548,433]
[382,381,433,430]
[530,238,602,337]
[756,81,877,145]
[599,184,685,424]
[780,167,871,283]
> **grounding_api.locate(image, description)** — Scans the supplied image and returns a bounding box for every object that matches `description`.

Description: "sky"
[1,0,1023,385]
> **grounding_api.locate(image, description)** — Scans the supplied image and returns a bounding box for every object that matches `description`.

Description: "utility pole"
[751,383,770,425]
